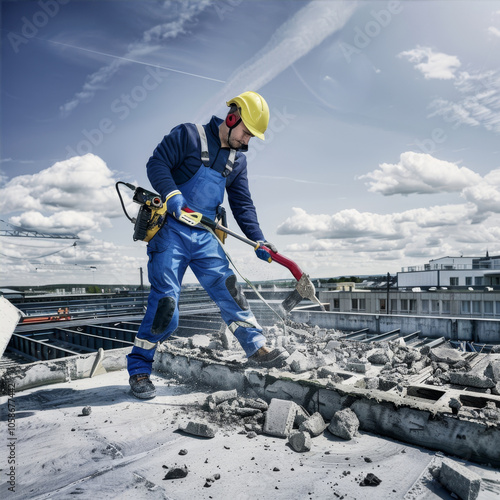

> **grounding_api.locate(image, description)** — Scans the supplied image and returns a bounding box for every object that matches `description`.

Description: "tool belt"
[215,206,227,244]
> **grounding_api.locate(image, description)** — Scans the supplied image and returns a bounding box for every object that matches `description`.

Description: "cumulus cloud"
[9,210,110,235]
[398,46,461,80]
[1,154,117,212]
[395,204,472,228]
[358,152,482,196]
[60,0,212,115]
[461,168,500,216]
[0,154,132,234]
[277,207,403,240]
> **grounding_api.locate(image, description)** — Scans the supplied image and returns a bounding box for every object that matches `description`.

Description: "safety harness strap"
[196,124,235,177]
[195,124,210,167]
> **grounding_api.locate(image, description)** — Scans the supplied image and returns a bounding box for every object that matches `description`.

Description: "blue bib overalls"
[127,128,266,376]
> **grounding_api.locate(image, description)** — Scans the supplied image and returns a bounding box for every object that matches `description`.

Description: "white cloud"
[428,70,500,134]
[60,0,212,115]
[272,150,500,276]
[0,154,125,217]
[196,0,358,120]
[398,46,461,80]
[277,207,403,240]
[358,152,482,196]
[0,154,132,234]
[461,168,500,215]
[9,210,110,235]
[395,204,472,228]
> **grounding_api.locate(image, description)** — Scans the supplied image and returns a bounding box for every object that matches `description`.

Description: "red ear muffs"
[226,113,239,128]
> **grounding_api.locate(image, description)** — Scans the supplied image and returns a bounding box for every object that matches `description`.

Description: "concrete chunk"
[288,431,312,452]
[430,346,463,364]
[299,412,327,437]
[439,458,481,500]
[294,405,310,428]
[448,372,495,389]
[189,334,211,348]
[484,360,500,383]
[285,350,313,373]
[346,360,371,373]
[220,326,234,349]
[179,421,217,438]
[367,348,393,365]
[263,398,297,438]
[206,389,238,408]
[328,408,359,440]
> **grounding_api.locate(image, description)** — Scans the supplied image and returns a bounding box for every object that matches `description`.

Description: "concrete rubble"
[147,318,500,469]
[2,316,500,498]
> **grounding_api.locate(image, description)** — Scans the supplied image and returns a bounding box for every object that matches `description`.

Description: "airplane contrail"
[35,36,226,84]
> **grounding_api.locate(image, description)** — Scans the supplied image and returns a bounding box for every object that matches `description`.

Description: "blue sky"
[1,0,500,287]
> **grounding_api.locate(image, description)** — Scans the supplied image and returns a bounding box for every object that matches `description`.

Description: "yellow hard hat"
[226,91,269,140]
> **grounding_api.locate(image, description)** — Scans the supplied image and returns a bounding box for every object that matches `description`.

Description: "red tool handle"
[260,247,303,281]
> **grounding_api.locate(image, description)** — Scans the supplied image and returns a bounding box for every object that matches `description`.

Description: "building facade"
[320,289,500,320]
[397,255,500,290]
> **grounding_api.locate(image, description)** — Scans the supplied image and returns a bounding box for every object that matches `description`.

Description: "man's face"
[228,121,254,150]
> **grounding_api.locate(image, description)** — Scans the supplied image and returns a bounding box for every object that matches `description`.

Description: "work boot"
[248,346,289,368]
[129,373,156,399]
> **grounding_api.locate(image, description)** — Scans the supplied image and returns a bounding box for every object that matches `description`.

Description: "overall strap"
[196,124,236,177]
[195,124,210,167]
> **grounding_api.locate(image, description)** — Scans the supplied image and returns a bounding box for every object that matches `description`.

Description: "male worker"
[127,91,289,399]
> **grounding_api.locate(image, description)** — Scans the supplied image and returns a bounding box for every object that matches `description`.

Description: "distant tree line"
[325,276,363,284]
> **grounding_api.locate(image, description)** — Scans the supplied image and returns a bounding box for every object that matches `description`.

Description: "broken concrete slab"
[152,346,500,467]
[205,389,238,410]
[0,347,128,393]
[430,346,464,364]
[439,458,481,500]
[263,398,297,438]
[328,408,359,440]
[448,371,495,389]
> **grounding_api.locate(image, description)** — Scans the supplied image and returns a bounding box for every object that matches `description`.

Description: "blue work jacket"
[147,115,265,242]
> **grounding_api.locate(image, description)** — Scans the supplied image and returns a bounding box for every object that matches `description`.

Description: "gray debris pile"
[179,390,362,454]
[165,320,500,414]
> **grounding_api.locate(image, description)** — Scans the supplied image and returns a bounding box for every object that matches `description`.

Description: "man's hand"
[166,190,187,219]
[255,240,278,263]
